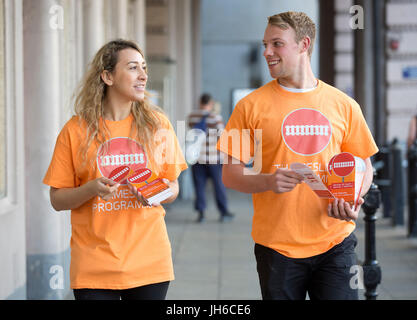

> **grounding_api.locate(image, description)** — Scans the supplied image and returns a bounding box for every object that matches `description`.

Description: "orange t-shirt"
[43,112,187,289]
[217,79,378,258]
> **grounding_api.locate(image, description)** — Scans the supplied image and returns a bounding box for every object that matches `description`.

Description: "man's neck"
[278,61,317,89]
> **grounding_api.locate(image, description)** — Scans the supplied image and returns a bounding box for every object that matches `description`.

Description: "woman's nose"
[138,69,147,80]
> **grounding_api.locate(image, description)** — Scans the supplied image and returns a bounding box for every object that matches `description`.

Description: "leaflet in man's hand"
[290,162,335,199]
[290,152,365,210]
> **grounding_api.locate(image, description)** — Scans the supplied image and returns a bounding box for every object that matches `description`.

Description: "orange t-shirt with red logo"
[43,112,187,289]
[217,79,378,258]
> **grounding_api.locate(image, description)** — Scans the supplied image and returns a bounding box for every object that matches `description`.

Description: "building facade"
[0,0,198,300]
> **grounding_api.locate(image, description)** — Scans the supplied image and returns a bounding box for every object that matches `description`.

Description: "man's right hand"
[267,168,304,193]
[222,155,304,194]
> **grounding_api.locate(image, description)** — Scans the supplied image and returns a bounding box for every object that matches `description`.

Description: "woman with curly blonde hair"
[43,39,187,300]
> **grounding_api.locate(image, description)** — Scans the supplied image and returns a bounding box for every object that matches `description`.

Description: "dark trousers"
[191,163,228,215]
[73,281,170,300]
[254,233,359,300]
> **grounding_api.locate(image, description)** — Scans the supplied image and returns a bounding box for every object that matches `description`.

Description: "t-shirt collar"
[277,79,319,93]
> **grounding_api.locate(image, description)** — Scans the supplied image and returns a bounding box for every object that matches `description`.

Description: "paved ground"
[165,185,417,300]
[355,214,417,299]
[165,188,260,300]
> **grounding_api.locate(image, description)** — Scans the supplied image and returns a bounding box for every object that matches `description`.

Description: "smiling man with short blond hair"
[217,11,378,300]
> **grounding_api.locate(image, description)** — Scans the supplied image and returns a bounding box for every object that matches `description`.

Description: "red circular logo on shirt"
[282,108,332,156]
[332,152,355,177]
[97,137,147,184]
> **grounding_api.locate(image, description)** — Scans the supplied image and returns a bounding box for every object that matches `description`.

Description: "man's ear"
[101,70,113,86]
[300,36,311,55]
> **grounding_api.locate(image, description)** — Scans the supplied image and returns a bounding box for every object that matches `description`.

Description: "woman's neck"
[102,95,132,121]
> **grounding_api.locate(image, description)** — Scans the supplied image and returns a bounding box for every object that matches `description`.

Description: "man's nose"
[263,44,273,57]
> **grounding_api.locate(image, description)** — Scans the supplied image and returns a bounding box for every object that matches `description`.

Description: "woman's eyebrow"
[127,61,146,66]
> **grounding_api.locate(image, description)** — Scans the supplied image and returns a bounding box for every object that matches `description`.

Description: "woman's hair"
[267,11,316,57]
[73,39,163,164]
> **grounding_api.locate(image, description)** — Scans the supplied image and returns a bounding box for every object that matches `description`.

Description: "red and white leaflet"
[290,163,335,199]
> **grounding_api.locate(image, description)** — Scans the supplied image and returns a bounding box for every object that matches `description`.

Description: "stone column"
[191,0,201,109]
[23,0,71,300]
[104,0,128,41]
[175,0,193,121]
[0,0,26,300]
[132,0,146,51]
[83,0,104,65]
[115,0,128,39]
[174,0,194,200]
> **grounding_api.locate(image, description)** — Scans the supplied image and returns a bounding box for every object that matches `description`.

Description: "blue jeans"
[191,163,228,215]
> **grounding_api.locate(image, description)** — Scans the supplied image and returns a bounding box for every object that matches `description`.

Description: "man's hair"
[267,11,316,57]
[200,93,212,105]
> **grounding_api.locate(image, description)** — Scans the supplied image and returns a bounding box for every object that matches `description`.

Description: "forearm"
[222,161,271,194]
[50,183,96,211]
[225,173,271,194]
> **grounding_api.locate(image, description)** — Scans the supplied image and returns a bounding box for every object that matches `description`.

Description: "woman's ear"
[101,70,113,86]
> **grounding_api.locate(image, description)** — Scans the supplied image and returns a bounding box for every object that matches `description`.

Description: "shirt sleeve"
[43,122,78,188]
[216,102,254,164]
[341,99,379,159]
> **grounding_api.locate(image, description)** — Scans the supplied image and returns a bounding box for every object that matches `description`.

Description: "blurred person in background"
[187,93,234,223]
[407,109,417,149]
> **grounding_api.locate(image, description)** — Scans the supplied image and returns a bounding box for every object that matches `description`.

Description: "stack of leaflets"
[108,166,172,206]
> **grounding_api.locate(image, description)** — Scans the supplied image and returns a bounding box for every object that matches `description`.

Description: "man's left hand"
[327,197,364,222]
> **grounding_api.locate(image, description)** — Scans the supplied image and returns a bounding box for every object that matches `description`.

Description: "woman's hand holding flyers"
[127,178,179,207]
[127,182,152,207]
[49,177,120,211]
[89,177,120,201]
